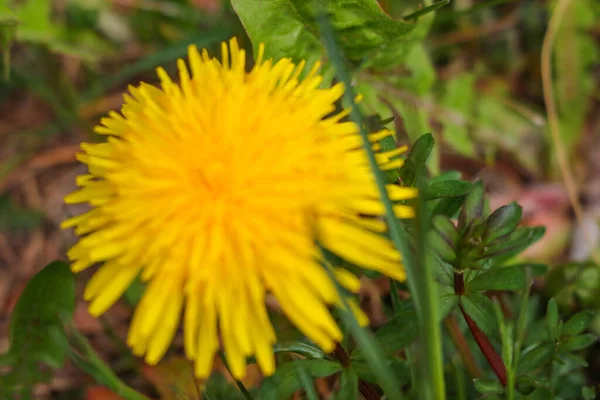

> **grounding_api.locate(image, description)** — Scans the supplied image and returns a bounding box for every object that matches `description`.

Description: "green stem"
[218,352,254,400]
[317,14,445,400]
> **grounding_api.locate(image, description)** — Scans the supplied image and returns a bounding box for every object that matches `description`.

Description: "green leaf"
[432,215,460,249]
[7,261,75,368]
[289,0,420,69]
[0,261,76,398]
[460,293,496,335]
[518,343,555,374]
[467,266,525,292]
[230,0,322,68]
[398,133,434,186]
[333,369,359,400]
[403,0,450,20]
[485,226,546,263]
[432,196,464,218]
[562,310,595,337]
[259,360,343,399]
[273,341,328,360]
[423,180,471,201]
[560,333,597,352]
[546,298,560,341]
[123,276,145,306]
[204,372,250,400]
[484,202,523,242]
[440,73,476,156]
[0,195,44,232]
[438,283,459,317]
[458,180,485,230]
[66,326,149,400]
[515,375,538,396]
[352,310,418,360]
[474,379,504,394]
[582,386,597,400]
[0,4,18,81]
[295,359,319,400]
[353,357,410,386]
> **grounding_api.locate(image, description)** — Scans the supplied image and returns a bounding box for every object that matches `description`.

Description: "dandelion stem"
[318,10,445,400]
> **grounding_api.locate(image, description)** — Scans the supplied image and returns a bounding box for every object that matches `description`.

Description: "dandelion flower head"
[62,38,417,379]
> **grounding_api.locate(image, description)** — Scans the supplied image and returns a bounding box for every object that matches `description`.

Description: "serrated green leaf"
[460,293,496,335]
[484,202,523,242]
[333,369,359,400]
[518,343,555,374]
[7,261,75,368]
[230,0,322,67]
[423,180,471,201]
[258,360,343,399]
[474,378,504,394]
[562,310,595,337]
[467,266,525,292]
[289,0,420,69]
[560,333,597,352]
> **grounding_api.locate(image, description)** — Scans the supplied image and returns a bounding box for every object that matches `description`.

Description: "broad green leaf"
[352,310,418,360]
[289,0,419,69]
[7,261,75,368]
[230,0,322,67]
[460,293,496,335]
[467,266,525,292]
[484,202,523,242]
[438,284,459,317]
[432,196,464,218]
[429,229,456,264]
[0,261,76,398]
[518,343,555,374]
[332,369,359,400]
[561,310,595,337]
[258,360,342,399]
[560,333,597,352]
[423,180,471,201]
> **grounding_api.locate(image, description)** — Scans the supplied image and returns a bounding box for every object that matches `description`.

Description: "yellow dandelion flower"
[62,38,417,379]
